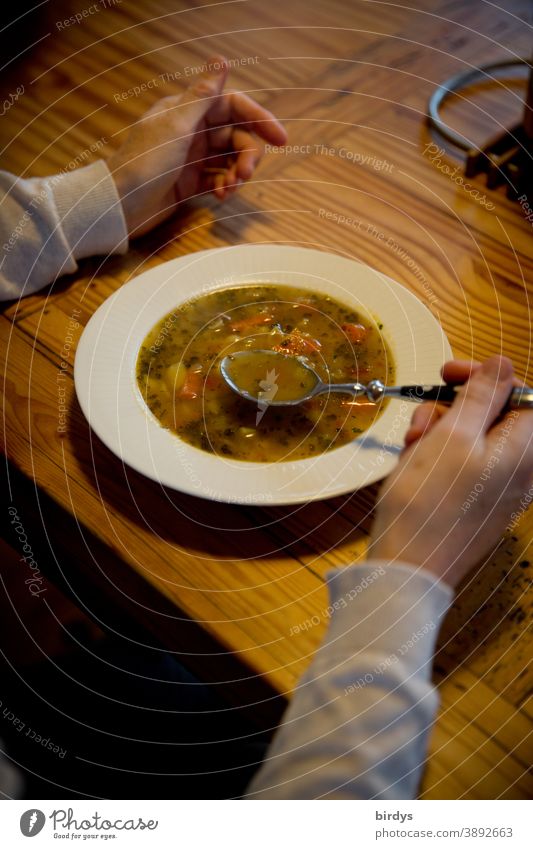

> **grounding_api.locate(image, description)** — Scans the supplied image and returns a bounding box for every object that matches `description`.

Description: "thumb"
[177,56,228,126]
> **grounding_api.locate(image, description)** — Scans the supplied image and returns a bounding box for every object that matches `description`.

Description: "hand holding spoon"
[220,350,533,408]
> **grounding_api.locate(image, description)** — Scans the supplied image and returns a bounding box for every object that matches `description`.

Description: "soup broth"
[136,285,394,462]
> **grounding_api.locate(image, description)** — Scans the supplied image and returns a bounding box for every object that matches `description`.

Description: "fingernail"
[201,57,226,77]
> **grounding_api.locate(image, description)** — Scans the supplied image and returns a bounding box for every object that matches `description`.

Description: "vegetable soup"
[136,285,394,461]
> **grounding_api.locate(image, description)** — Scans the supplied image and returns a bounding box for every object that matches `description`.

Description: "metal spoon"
[220,349,533,408]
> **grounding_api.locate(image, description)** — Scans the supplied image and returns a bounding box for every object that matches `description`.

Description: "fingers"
[438,355,515,438]
[441,358,524,388]
[213,171,227,199]
[204,126,265,199]
[489,405,533,465]
[232,127,264,179]
[162,57,287,202]
[441,359,482,384]
[404,403,444,447]
[403,358,482,446]
[405,357,518,447]
[221,91,288,145]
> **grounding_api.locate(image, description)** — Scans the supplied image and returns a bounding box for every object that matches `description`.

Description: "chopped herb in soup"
[136,285,394,462]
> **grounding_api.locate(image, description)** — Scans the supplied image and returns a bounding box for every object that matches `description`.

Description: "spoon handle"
[386,384,459,403]
[385,384,533,408]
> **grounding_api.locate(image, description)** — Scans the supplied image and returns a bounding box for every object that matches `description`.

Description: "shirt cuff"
[320,560,454,679]
[49,159,128,262]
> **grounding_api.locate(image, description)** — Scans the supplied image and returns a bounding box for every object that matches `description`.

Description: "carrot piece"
[277,332,322,355]
[230,314,274,332]
[179,370,204,399]
[342,323,368,343]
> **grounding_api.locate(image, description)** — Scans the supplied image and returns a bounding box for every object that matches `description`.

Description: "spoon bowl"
[220,350,366,406]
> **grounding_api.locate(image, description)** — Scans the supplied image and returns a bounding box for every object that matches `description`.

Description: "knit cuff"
[49,159,128,262]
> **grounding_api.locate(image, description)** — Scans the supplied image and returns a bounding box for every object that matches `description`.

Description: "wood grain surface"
[1,0,532,798]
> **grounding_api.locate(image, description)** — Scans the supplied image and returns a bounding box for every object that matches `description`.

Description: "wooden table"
[1,0,532,799]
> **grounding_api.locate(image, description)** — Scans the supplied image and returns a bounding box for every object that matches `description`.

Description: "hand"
[369,356,533,588]
[107,56,287,237]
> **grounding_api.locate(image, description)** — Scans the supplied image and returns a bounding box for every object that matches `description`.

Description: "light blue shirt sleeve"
[247,561,454,799]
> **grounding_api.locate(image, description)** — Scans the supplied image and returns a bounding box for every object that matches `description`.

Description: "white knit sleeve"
[247,561,453,799]
[0,160,128,301]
